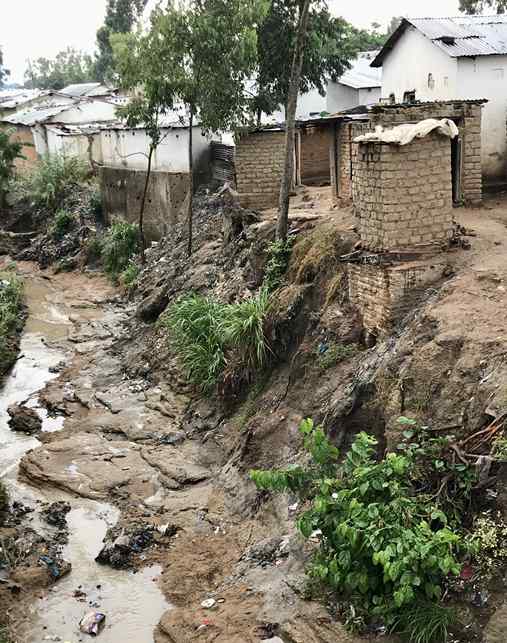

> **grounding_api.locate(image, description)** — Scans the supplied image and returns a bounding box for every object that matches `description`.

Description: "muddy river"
[0,266,168,642]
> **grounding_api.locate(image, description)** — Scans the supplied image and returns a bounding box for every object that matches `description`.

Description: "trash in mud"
[73,587,87,601]
[42,501,71,529]
[79,611,106,636]
[201,598,216,609]
[95,524,170,568]
[39,555,71,580]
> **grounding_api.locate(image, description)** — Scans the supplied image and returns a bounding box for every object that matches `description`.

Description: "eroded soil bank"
[3,189,507,642]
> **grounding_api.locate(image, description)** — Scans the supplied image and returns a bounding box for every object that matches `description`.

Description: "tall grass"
[23,154,88,210]
[393,602,456,643]
[101,221,139,280]
[164,289,271,392]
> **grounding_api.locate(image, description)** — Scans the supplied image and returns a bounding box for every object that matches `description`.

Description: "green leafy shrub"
[50,209,75,239]
[263,238,293,293]
[316,342,359,369]
[23,154,88,209]
[120,262,140,290]
[395,418,478,524]
[101,221,139,280]
[164,289,270,392]
[0,273,23,373]
[251,419,465,633]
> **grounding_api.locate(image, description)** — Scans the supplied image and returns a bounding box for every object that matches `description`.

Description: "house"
[326,51,382,113]
[371,16,507,183]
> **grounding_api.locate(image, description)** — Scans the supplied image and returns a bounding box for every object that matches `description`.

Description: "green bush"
[0,272,23,372]
[316,342,359,369]
[23,153,88,209]
[101,221,139,280]
[164,289,270,392]
[50,209,75,239]
[120,262,140,290]
[263,238,293,293]
[251,419,465,634]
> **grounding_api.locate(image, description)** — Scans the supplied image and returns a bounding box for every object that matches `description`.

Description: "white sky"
[1,0,462,83]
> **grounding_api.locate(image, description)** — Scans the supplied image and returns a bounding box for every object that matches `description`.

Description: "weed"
[316,341,359,369]
[101,221,139,280]
[492,434,507,460]
[50,209,74,239]
[263,238,293,293]
[469,511,507,581]
[289,225,352,285]
[121,262,140,290]
[251,419,466,632]
[89,189,103,219]
[22,154,88,210]
[164,290,271,393]
[393,602,456,643]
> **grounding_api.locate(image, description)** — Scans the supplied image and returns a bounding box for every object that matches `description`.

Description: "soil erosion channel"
[0,263,169,642]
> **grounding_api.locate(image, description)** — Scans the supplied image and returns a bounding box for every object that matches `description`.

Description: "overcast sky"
[1,0,462,84]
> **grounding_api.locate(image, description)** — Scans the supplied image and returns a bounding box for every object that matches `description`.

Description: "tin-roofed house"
[372,16,507,186]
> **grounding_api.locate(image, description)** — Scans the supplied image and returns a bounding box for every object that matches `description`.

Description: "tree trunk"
[139,144,154,264]
[276,0,311,242]
[187,108,195,256]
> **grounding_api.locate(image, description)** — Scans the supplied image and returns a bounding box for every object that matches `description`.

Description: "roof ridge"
[409,14,507,19]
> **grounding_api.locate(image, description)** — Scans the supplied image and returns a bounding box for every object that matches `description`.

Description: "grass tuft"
[101,221,139,281]
[393,602,456,643]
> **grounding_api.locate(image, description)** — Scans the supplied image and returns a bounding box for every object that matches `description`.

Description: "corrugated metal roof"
[0,89,46,110]
[60,83,114,97]
[372,16,507,66]
[2,103,71,126]
[339,52,382,89]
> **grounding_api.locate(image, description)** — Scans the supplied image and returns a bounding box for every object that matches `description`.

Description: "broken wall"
[352,133,453,250]
[235,131,286,210]
[100,167,189,242]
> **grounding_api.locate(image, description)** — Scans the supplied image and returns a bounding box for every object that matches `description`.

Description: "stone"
[7,404,42,434]
[137,286,169,323]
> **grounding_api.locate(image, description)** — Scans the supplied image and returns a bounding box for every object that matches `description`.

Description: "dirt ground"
[3,189,507,641]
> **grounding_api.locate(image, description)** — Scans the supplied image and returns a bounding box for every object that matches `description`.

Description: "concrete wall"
[352,133,453,250]
[100,166,189,242]
[381,27,459,102]
[300,125,332,184]
[358,86,381,106]
[100,127,211,173]
[235,131,286,209]
[326,83,359,114]
[458,56,507,179]
[55,100,118,125]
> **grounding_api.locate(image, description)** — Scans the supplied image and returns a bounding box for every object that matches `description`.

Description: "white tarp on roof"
[354,118,459,146]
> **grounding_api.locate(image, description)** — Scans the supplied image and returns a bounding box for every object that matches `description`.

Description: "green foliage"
[393,602,457,643]
[90,189,103,220]
[95,0,148,82]
[469,511,507,581]
[24,47,96,90]
[349,22,389,52]
[0,129,24,204]
[50,209,75,239]
[460,0,507,13]
[492,434,507,460]
[316,342,359,369]
[120,261,140,290]
[263,238,293,293]
[251,419,466,631]
[100,221,139,280]
[23,154,88,210]
[0,272,23,373]
[253,1,361,117]
[164,289,271,392]
[395,419,478,524]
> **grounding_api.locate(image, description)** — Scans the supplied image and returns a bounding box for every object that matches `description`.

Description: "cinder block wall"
[100,167,189,242]
[352,133,453,250]
[235,131,285,210]
[348,262,445,335]
[300,126,332,184]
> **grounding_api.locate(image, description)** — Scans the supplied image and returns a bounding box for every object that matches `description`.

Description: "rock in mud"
[41,501,71,529]
[7,404,42,434]
[137,285,169,323]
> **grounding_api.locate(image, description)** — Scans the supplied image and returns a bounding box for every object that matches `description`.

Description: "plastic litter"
[200,598,216,609]
[79,611,106,636]
[354,118,459,146]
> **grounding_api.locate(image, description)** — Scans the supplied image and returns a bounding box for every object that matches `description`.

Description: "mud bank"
[0,263,169,642]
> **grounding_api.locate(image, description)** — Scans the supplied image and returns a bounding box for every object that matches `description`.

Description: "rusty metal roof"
[372,16,507,67]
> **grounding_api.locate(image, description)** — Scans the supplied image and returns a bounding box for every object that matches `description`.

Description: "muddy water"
[0,266,168,643]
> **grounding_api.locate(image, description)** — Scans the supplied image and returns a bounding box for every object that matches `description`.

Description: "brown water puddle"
[0,263,169,643]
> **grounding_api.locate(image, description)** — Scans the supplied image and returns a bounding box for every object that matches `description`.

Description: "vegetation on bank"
[251,418,471,642]
[0,271,23,374]
[100,220,140,282]
[164,239,292,392]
